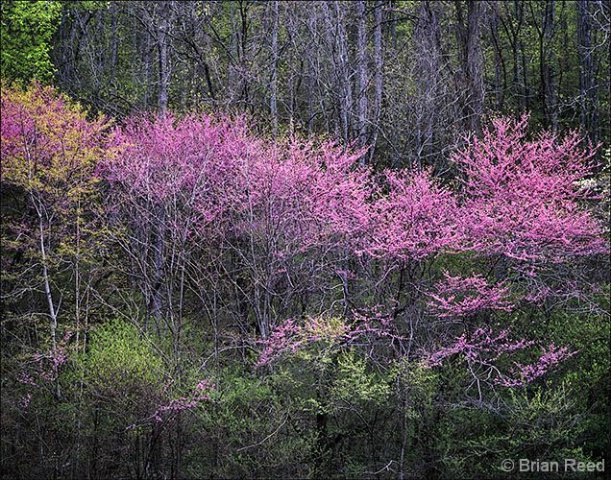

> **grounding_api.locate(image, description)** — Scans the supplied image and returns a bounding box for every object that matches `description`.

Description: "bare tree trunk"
[535,0,559,132]
[466,0,484,133]
[32,194,60,399]
[456,0,484,133]
[232,0,251,111]
[323,1,354,146]
[148,204,166,334]
[520,34,530,112]
[489,2,506,111]
[414,1,441,167]
[356,0,368,160]
[369,0,384,164]
[577,0,597,139]
[305,9,316,135]
[134,1,175,331]
[152,3,169,325]
[156,1,172,115]
[270,0,279,138]
[108,2,119,97]
[500,1,526,113]
[336,0,353,146]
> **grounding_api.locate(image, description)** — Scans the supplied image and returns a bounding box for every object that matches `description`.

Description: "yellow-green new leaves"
[1,82,108,199]
[1,82,110,345]
[0,1,62,83]
[1,82,111,267]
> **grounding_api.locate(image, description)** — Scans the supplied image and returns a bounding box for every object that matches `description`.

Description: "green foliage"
[48,319,181,478]
[257,318,398,477]
[431,302,610,479]
[264,317,392,416]
[330,350,390,407]
[193,365,314,479]
[436,382,599,479]
[0,0,62,83]
[80,319,165,391]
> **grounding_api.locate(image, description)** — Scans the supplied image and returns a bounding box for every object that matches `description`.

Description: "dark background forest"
[1,1,610,479]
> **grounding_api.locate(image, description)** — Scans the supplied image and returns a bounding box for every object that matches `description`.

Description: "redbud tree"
[258,115,607,397]
[98,109,606,394]
[100,113,371,341]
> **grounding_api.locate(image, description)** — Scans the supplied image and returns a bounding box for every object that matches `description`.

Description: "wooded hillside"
[1,2,609,479]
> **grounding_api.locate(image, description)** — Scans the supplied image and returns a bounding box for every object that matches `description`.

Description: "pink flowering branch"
[129,379,214,428]
[498,344,578,387]
[28,330,72,384]
[453,115,606,262]
[427,272,514,318]
[362,169,459,261]
[256,313,402,367]
[426,327,534,367]
[425,327,577,389]
[15,330,74,410]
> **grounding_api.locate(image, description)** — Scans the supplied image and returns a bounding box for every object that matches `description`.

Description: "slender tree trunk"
[466,0,484,133]
[32,194,60,399]
[577,0,596,139]
[141,2,174,331]
[520,36,530,111]
[490,3,506,111]
[337,1,353,145]
[356,0,368,160]
[108,2,118,96]
[270,0,279,138]
[500,1,526,113]
[541,0,558,131]
[157,1,171,115]
[324,1,353,146]
[232,0,251,111]
[369,1,384,164]
[456,0,484,133]
[305,11,316,135]
[38,214,57,354]
[151,205,165,330]
[415,1,441,167]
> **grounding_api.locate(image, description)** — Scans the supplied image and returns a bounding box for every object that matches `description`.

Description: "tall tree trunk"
[32,193,60,399]
[414,0,441,167]
[304,5,321,135]
[356,0,368,160]
[369,0,384,164]
[456,0,484,133]
[500,1,526,113]
[489,2,506,111]
[227,1,251,111]
[150,204,165,330]
[270,0,279,138]
[323,1,353,146]
[156,1,172,115]
[108,2,119,97]
[577,0,596,140]
[540,0,558,131]
[466,0,484,133]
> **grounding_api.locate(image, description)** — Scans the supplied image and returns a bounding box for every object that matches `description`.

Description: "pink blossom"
[425,326,576,388]
[148,379,214,424]
[20,393,32,410]
[452,115,606,262]
[427,272,514,318]
[362,169,459,261]
[17,372,38,387]
[257,313,401,367]
[503,344,578,386]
